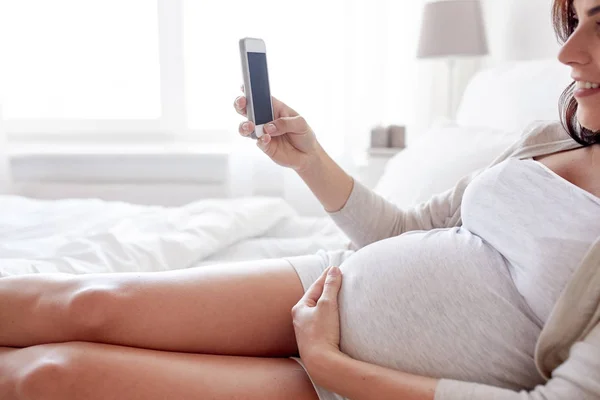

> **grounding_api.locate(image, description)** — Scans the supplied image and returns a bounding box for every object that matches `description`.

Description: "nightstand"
[356,147,403,189]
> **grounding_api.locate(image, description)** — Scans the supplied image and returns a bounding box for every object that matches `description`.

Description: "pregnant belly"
[336,227,543,390]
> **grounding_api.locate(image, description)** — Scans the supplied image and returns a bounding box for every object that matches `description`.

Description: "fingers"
[299,267,332,307]
[236,84,303,141]
[255,134,273,155]
[263,116,309,138]
[318,267,342,307]
[234,96,247,117]
[240,122,270,145]
[238,120,254,137]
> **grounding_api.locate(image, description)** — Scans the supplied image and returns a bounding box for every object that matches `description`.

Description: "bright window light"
[183,0,346,146]
[0,0,161,119]
[0,0,421,148]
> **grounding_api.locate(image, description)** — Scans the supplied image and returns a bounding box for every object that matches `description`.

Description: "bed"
[0,59,572,277]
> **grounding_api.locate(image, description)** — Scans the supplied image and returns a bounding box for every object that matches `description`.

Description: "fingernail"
[236,98,243,107]
[264,123,276,134]
[328,266,340,276]
[242,122,250,132]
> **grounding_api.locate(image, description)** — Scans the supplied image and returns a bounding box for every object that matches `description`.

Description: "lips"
[573,81,600,99]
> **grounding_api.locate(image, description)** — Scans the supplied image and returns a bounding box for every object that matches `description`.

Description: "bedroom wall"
[481,0,560,64]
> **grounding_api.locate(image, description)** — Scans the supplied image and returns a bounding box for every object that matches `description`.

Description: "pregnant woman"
[1,0,599,399]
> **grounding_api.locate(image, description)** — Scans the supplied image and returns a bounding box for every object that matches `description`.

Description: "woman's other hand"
[291,266,344,368]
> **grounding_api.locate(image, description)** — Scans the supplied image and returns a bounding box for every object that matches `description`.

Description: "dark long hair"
[553,0,600,145]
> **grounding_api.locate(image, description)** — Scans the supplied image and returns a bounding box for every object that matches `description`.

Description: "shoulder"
[484,121,576,168]
[519,120,573,147]
[495,120,582,162]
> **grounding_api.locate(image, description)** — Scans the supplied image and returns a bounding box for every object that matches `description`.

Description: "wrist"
[304,349,350,386]
[293,141,353,213]
[295,141,327,175]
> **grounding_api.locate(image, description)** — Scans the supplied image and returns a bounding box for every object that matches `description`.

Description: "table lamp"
[417,0,489,117]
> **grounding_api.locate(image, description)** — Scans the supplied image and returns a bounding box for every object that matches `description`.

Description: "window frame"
[3,0,219,143]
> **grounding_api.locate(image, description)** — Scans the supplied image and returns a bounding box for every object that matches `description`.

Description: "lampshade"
[417,0,488,59]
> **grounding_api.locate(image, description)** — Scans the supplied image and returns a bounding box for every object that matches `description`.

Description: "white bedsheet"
[0,195,350,277]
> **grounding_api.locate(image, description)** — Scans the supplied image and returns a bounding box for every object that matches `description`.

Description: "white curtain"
[227,0,426,215]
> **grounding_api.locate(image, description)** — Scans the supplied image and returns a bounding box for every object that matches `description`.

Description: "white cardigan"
[328,121,600,399]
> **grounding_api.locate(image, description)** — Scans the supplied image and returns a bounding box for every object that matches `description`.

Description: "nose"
[558,28,593,67]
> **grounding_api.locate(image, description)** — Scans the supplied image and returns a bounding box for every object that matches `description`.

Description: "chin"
[576,109,600,132]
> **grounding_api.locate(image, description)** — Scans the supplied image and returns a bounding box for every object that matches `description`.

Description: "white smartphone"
[239,37,274,139]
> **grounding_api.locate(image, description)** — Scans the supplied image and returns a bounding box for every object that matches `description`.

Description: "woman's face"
[558,0,600,131]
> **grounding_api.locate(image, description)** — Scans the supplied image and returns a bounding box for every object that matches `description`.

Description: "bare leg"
[0,342,318,400]
[0,258,306,356]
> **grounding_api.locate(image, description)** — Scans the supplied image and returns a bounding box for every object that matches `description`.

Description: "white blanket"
[0,195,350,277]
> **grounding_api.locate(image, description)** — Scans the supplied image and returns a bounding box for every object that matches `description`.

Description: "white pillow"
[456,59,571,133]
[373,125,520,208]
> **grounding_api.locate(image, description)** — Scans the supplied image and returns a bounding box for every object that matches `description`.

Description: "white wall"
[481,0,560,64]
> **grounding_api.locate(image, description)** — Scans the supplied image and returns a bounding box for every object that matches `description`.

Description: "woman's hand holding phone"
[233,86,320,173]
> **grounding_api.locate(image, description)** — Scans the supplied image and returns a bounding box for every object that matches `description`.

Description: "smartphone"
[239,37,274,139]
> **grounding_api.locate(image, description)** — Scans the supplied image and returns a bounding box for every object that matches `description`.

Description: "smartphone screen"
[247,52,273,125]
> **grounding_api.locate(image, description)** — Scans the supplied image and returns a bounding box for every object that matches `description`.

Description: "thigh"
[81,259,305,356]
[5,342,319,400]
[0,258,305,357]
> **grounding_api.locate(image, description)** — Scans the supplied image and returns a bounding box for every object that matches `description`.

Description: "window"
[0,0,422,151]
[0,0,162,133]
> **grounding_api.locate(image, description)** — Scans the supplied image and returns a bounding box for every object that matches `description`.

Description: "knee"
[67,282,126,338]
[16,346,75,400]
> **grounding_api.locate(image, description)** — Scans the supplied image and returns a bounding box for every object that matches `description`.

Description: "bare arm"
[310,351,437,400]
[295,144,355,213]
